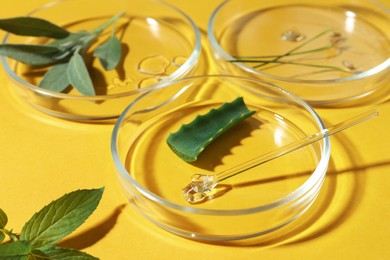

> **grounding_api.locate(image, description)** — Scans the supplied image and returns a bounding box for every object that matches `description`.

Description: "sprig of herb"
[0,188,104,259]
[0,13,126,95]
[230,29,357,74]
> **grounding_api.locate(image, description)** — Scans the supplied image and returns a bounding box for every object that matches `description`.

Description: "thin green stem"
[273,60,353,73]
[283,29,333,56]
[232,28,334,69]
[91,11,126,35]
[230,59,353,73]
[232,44,333,60]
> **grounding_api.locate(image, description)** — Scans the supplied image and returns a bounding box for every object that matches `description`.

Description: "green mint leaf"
[0,44,61,66]
[67,52,95,95]
[0,208,7,228]
[0,208,7,243]
[20,188,104,248]
[38,63,70,92]
[0,240,31,260]
[0,17,69,38]
[93,35,122,70]
[31,246,98,260]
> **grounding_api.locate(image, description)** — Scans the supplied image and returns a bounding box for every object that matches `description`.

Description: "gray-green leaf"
[38,63,70,92]
[0,240,31,260]
[67,52,95,95]
[0,17,69,38]
[93,35,122,70]
[30,246,98,260]
[0,44,61,66]
[20,188,104,248]
[48,31,89,51]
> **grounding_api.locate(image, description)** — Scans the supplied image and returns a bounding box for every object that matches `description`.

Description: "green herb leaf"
[20,188,104,248]
[93,35,122,70]
[0,208,7,228]
[0,44,61,66]
[48,31,89,49]
[0,240,31,260]
[167,97,255,162]
[0,17,69,38]
[38,63,70,92]
[31,246,98,260]
[0,208,7,243]
[67,52,95,95]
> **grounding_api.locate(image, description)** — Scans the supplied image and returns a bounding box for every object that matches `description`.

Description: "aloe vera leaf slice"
[167,97,255,162]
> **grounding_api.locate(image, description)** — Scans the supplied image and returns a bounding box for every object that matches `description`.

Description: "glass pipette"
[182,108,379,203]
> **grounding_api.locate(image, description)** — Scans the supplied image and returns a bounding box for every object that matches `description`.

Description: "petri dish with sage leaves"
[1,0,201,121]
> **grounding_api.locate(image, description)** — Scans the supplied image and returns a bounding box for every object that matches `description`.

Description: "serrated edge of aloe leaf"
[167,97,255,162]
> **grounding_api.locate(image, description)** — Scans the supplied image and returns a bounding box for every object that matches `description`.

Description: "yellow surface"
[1,0,389,259]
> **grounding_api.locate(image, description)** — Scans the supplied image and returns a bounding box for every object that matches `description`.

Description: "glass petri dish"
[111,75,330,241]
[208,0,390,106]
[1,0,201,121]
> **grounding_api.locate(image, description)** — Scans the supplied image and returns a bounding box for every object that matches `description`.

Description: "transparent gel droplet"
[342,60,357,71]
[107,77,135,90]
[138,75,168,88]
[172,56,188,67]
[138,54,170,75]
[182,174,218,204]
[281,29,306,42]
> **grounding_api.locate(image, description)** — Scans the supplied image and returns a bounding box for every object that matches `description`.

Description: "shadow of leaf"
[58,204,126,250]
[191,118,262,171]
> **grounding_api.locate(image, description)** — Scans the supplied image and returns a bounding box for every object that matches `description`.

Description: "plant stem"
[229,28,355,73]
[255,29,333,68]
[230,59,353,73]
[91,11,126,35]
[231,44,334,60]
[281,29,333,57]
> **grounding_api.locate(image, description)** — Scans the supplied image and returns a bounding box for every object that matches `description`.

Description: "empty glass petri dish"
[1,0,201,120]
[208,0,390,106]
[111,75,331,241]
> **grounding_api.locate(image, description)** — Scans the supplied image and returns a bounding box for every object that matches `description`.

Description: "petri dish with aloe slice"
[111,75,330,241]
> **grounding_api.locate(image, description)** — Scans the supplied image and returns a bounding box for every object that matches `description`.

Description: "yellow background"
[1,0,389,259]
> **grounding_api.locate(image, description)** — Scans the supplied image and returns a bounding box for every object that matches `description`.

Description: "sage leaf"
[0,17,69,38]
[20,188,104,248]
[93,35,122,70]
[38,63,70,92]
[48,31,89,51]
[67,52,95,95]
[167,97,255,162]
[0,240,31,260]
[0,44,61,66]
[31,246,98,260]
